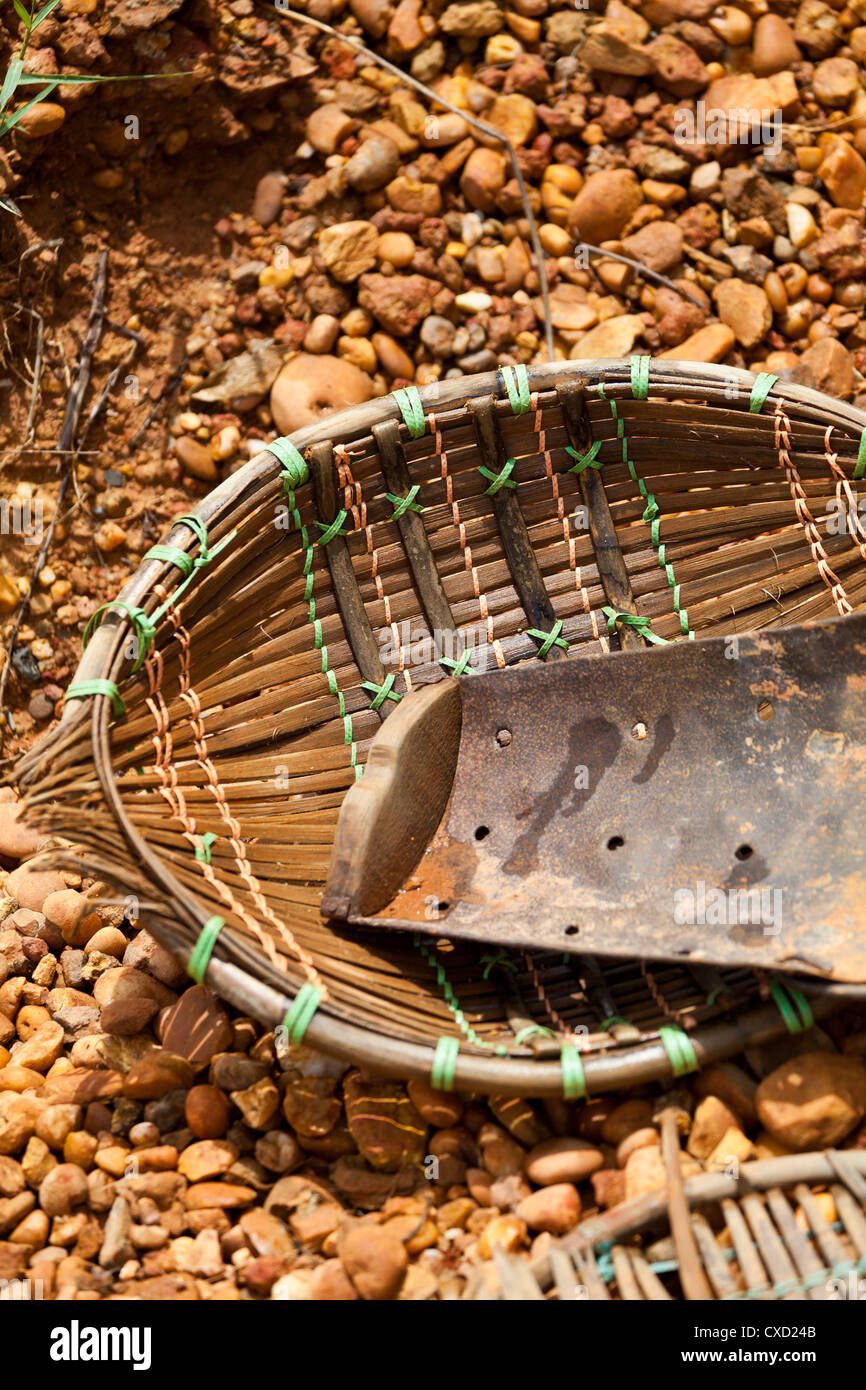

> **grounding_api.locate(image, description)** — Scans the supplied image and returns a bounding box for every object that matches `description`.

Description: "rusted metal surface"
[329,612,866,983]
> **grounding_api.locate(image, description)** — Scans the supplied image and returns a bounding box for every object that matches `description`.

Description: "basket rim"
[22,357,866,1095]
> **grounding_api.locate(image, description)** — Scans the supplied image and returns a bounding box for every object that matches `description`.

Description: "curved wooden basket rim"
[53,358,866,1095]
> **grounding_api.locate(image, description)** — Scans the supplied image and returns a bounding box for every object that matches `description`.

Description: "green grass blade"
[13,0,32,30]
[18,70,186,85]
[31,0,61,29]
[0,79,58,136]
[0,59,23,115]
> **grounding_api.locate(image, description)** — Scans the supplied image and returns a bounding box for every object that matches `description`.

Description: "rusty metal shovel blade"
[321,612,866,983]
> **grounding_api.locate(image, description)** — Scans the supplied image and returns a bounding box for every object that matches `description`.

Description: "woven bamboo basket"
[13,357,866,1098]
[467,1148,866,1302]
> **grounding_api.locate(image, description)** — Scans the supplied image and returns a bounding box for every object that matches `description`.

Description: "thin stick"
[579,244,707,309]
[276,6,555,361]
[0,251,109,734]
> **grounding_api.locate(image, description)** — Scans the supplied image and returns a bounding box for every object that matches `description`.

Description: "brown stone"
[794,338,855,400]
[319,221,380,283]
[713,278,773,349]
[621,221,684,275]
[122,1051,195,1101]
[184,1182,257,1210]
[45,1068,125,1105]
[516,1182,581,1234]
[6,868,67,915]
[310,1257,360,1300]
[460,147,507,213]
[581,25,652,76]
[756,1053,866,1151]
[0,800,43,861]
[177,1140,238,1183]
[523,1137,604,1186]
[270,354,372,435]
[646,34,709,98]
[357,273,448,337]
[282,1075,341,1138]
[344,1071,427,1171]
[174,436,217,482]
[688,1096,743,1160]
[658,324,735,362]
[340,1223,408,1300]
[158,985,232,1067]
[752,15,801,77]
[39,1163,88,1216]
[185,1084,231,1139]
[818,141,866,211]
[568,169,643,245]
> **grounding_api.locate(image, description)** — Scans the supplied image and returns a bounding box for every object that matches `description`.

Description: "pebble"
[185,1085,231,1139]
[270,354,372,435]
[0,802,43,862]
[339,1223,408,1299]
[38,1164,88,1217]
[523,1137,604,1186]
[159,985,232,1068]
[304,314,341,354]
[818,140,866,210]
[571,314,645,360]
[371,332,414,380]
[460,148,507,213]
[344,1072,426,1172]
[621,222,684,275]
[345,136,401,192]
[177,1140,237,1182]
[752,14,801,76]
[713,278,772,349]
[659,324,735,362]
[306,104,354,155]
[756,1052,866,1151]
[319,221,380,283]
[569,169,643,245]
[16,101,66,138]
[516,1183,581,1234]
[251,172,284,228]
[687,1096,743,1160]
[793,338,855,399]
[6,868,67,915]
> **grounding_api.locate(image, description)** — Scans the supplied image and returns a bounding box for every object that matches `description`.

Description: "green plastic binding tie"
[144,544,195,577]
[315,511,349,546]
[500,363,531,414]
[769,979,814,1034]
[194,832,218,864]
[361,672,401,710]
[394,386,426,438]
[561,1043,588,1101]
[479,457,517,495]
[565,440,602,476]
[440,648,474,677]
[513,1023,555,1046]
[64,679,125,717]
[749,372,778,413]
[630,354,651,400]
[856,426,866,481]
[659,1025,699,1077]
[602,606,669,646]
[385,485,423,520]
[602,1015,633,1031]
[432,1035,460,1091]
[526,618,569,659]
[269,437,309,491]
[188,915,225,983]
[83,601,157,674]
[282,983,323,1044]
[480,951,519,979]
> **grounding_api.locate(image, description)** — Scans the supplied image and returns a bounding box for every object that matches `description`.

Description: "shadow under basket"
[14,357,866,1098]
